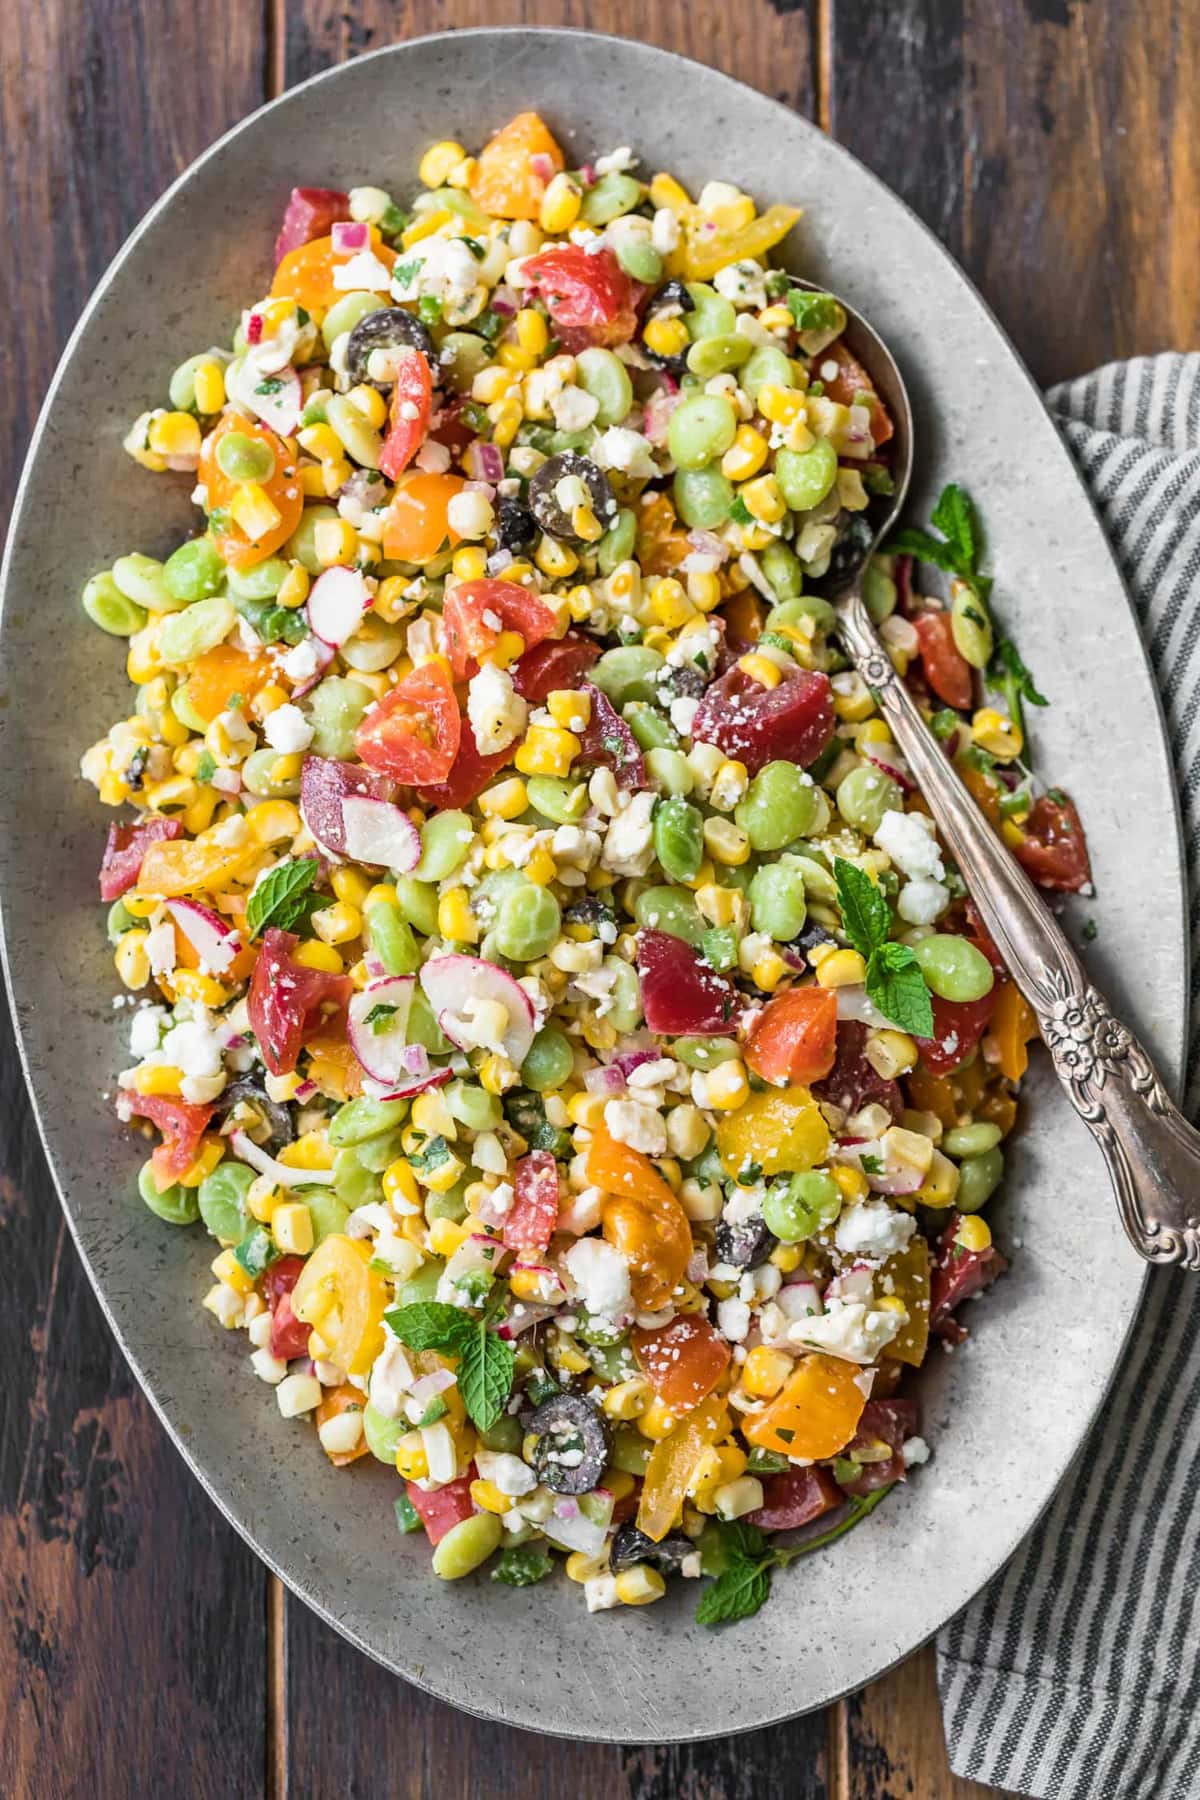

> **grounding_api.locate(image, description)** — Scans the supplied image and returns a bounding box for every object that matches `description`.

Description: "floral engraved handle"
[837,590,1200,1268]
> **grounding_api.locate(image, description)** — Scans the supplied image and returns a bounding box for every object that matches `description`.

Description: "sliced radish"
[419,954,536,1068]
[228,357,303,436]
[340,795,421,872]
[361,1066,453,1103]
[166,898,241,974]
[300,755,395,858]
[835,985,892,1029]
[347,977,417,1087]
[307,566,370,646]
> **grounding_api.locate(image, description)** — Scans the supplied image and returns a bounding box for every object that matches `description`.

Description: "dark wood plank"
[0,3,269,1795]
[273,3,827,1793]
[837,1646,1014,1800]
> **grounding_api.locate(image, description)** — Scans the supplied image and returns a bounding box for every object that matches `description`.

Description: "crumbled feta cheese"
[474,1450,537,1496]
[834,1200,917,1262]
[669,695,701,737]
[591,426,658,478]
[161,1012,225,1079]
[263,702,314,754]
[332,249,393,293]
[564,1237,633,1318]
[129,1005,166,1060]
[874,808,945,882]
[467,663,527,756]
[144,919,176,979]
[551,384,600,433]
[713,259,769,309]
[584,1574,620,1612]
[902,1435,931,1467]
[651,207,681,254]
[786,1299,903,1364]
[603,1098,667,1157]
[281,637,323,685]
[601,789,657,875]
[897,876,950,925]
[716,1296,752,1342]
[595,145,637,176]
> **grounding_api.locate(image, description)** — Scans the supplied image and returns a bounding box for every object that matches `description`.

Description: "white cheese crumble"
[467,663,527,756]
[896,876,950,926]
[786,1299,903,1365]
[902,1436,931,1467]
[834,1200,917,1262]
[332,249,394,293]
[564,1237,633,1318]
[874,808,945,882]
[601,789,657,876]
[591,426,658,478]
[603,1098,666,1157]
[262,702,314,754]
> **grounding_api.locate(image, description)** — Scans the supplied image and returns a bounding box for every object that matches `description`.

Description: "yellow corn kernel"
[539,170,583,233]
[865,1028,918,1080]
[298,422,342,462]
[419,138,467,187]
[277,1132,336,1173]
[478,629,526,672]
[246,1177,282,1224]
[476,777,528,821]
[498,341,537,373]
[173,970,231,1008]
[685,570,722,614]
[382,1159,420,1212]
[330,866,372,908]
[514,725,580,779]
[955,1214,993,1253]
[601,1377,652,1421]
[451,546,488,582]
[875,1294,909,1319]
[743,1345,793,1399]
[245,799,301,846]
[737,651,784,691]
[721,425,769,482]
[972,707,1023,760]
[345,382,388,430]
[311,900,363,946]
[649,171,692,215]
[490,395,524,448]
[815,947,868,988]
[615,1566,666,1606]
[740,474,787,525]
[832,1163,870,1203]
[469,1478,510,1516]
[751,951,790,992]
[299,462,328,498]
[702,817,750,866]
[272,1202,314,1256]
[757,382,807,427]
[421,1150,467,1196]
[412,1088,456,1140]
[534,535,579,580]
[472,365,519,405]
[545,688,590,733]
[769,1242,804,1273]
[478,1052,518,1096]
[515,307,550,356]
[395,1433,429,1481]
[857,717,893,747]
[114,930,151,990]
[229,482,283,542]
[147,411,202,459]
[602,1469,636,1502]
[437,887,479,945]
[567,1092,609,1129]
[250,684,291,726]
[637,1397,681,1441]
[643,315,690,359]
[132,1063,183,1097]
[178,1139,224,1188]
[521,847,555,888]
[694,883,738,928]
[428,1217,472,1259]
[564,1550,609,1584]
[363,884,399,914]
[313,518,359,568]
[192,360,226,414]
[831,672,876,722]
[646,576,692,630]
[704,1060,749,1111]
[269,753,303,786]
[292,940,345,975]
[212,1247,255,1295]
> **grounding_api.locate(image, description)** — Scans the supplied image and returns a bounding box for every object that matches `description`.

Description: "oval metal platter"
[0,28,1185,1744]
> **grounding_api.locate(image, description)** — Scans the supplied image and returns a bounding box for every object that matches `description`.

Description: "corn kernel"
[816,948,868,988]
[539,171,583,234]
[637,1397,681,1440]
[478,1052,518,1096]
[446,156,476,191]
[972,707,1023,759]
[955,1214,993,1253]
[514,725,581,779]
[480,629,526,670]
[769,1242,804,1273]
[546,689,591,731]
[212,1247,255,1295]
[497,341,536,373]
[686,570,722,613]
[525,847,557,887]
[743,1346,793,1398]
[114,930,151,990]
[192,360,226,414]
[831,1164,870,1202]
[705,1059,749,1111]
[451,546,488,582]
[132,1063,182,1097]
[567,1092,608,1129]
[277,1131,336,1172]
[534,536,579,580]
[247,1177,282,1224]
[757,382,807,427]
[515,307,550,356]
[831,671,876,722]
[245,799,301,845]
[229,482,283,541]
[383,1158,420,1213]
[601,1377,652,1421]
[565,1550,609,1584]
[292,940,345,975]
[311,900,362,946]
[428,1216,471,1257]
[649,171,693,215]
[422,1149,467,1196]
[737,651,784,692]
[477,777,528,820]
[419,138,467,188]
[345,383,388,430]
[330,866,371,908]
[751,951,789,992]
[647,576,693,629]
[740,474,787,525]
[876,1294,910,1317]
[615,1566,666,1606]
[721,425,769,482]
[395,1433,429,1481]
[469,1477,510,1516]
[695,883,738,927]
[643,315,690,359]
[702,817,750,866]
[472,365,518,405]
[313,518,359,567]
[437,887,479,945]
[147,411,202,459]
[173,970,231,1008]
[865,1028,918,1080]
[272,1202,314,1256]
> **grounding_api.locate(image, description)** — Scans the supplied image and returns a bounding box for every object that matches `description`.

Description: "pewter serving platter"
[0,28,1185,1743]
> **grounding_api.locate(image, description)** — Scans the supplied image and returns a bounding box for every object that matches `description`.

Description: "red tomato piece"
[913,612,973,711]
[838,1398,919,1496]
[744,987,838,1086]
[270,1293,312,1361]
[819,340,895,449]
[512,631,600,704]
[576,683,645,788]
[1014,792,1092,892]
[264,1256,307,1309]
[414,728,511,810]
[405,1467,478,1545]
[746,1465,843,1532]
[916,990,997,1075]
[123,1091,215,1185]
[637,930,741,1037]
[99,817,185,901]
[930,1215,1008,1342]
[523,245,639,347]
[274,187,351,264]
[378,352,434,480]
[503,1150,561,1253]
[440,578,558,681]
[632,1315,731,1413]
[248,927,353,1077]
[356,660,461,786]
[812,1020,903,1121]
[691,665,834,775]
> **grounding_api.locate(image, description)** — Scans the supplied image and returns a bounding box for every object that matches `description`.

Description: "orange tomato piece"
[291,1235,387,1376]
[961,761,1003,827]
[722,588,765,648]
[588,1128,693,1311]
[136,835,260,899]
[381,470,465,564]
[744,987,838,1086]
[270,230,396,322]
[744,1353,867,1460]
[184,644,274,724]
[198,415,303,570]
[906,1061,957,1130]
[637,1393,728,1543]
[633,1316,730,1414]
[470,111,564,220]
[991,979,1039,1082]
[887,1237,931,1368]
[315,1384,370,1466]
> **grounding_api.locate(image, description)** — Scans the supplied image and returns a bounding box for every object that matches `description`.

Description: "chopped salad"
[81,115,1092,1618]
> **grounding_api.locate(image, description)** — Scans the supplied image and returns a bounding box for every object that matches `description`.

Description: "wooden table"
[1,3,1193,1793]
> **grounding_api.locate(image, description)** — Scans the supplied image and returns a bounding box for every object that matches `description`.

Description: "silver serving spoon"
[790,279,1200,1267]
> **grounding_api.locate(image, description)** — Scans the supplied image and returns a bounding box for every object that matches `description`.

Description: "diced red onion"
[409,1368,456,1406]
[583,1064,627,1096]
[530,153,555,182]
[331,220,369,253]
[474,443,505,483]
[246,313,264,345]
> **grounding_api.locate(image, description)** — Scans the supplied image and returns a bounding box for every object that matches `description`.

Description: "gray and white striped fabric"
[937,354,1200,1800]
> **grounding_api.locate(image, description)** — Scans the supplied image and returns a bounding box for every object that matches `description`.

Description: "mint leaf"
[384,1301,471,1353]
[492,1546,554,1587]
[930,483,979,578]
[833,856,890,960]
[246,857,319,940]
[364,1002,399,1034]
[988,637,1048,743]
[887,526,964,577]
[457,1321,515,1432]
[195,750,217,783]
[785,289,843,334]
[696,1553,773,1627]
[866,941,934,1037]
[729,496,754,526]
[392,257,421,289]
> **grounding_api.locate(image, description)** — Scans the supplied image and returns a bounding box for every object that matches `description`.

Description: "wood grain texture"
[0,4,268,1796]
[837,1646,1014,1800]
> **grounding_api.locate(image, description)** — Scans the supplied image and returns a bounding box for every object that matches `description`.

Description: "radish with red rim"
[340,795,421,871]
[300,755,395,858]
[419,955,536,1068]
[347,976,418,1087]
[166,898,241,973]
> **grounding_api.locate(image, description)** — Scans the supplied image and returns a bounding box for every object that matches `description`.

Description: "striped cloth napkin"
[937,355,1200,1800]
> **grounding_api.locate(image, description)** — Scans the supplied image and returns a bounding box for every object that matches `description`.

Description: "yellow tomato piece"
[136,836,259,899]
[715,1084,830,1180]
[291,1234,387,1376]
[637,1392,728,1543]
[887,1236,931,1368]
[744,1354,866,1460]
[684,204,802,282]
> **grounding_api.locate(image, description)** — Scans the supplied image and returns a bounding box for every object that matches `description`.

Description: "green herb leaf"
[245,857,320,940]
[859,1154,883,1176]
[392,257,421,289]
[407,1134,451,1175]
[729,496,754,526]
[255,377,285,397]
[363,1002,399,1034]
[456,1320,515,1433]
[195,750,217,783]
[988,637,1049,743]
[832,856,890,960]
[865,941,934,1038]
[492,1546,555,1587]
[785,289,843,334]
[696,1553,773,1626]
[887,526,964,577]
[930,483,979,578]
[384,1301,472,1353]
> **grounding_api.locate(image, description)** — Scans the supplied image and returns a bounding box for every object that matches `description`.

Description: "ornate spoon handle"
[837,590,1200,1268]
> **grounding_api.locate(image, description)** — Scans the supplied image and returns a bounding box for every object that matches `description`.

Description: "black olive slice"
[212,1077,295,1154]
[527,1392,611,1495]
[496,496,537,552]
[345,307,436,385]
[714,1212,775,1270]
[609,1521,696,1574]
[639,278,695,374]
[528,452,616,545]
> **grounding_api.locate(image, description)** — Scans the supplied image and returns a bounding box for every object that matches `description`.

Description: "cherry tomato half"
[378,351,434,480]
[1014,792,1092,892]
[522,245,639,347]
[290,1234,387,1376]
[440,578,559,680]
[633,1316,730,1414]
[744,986,838,1086]
[819,339,895,448]
[381,470,464,564]
[199,414,303,571]
[913,612,973,711]
[355,660,461,785]
[271,230,396,322]
[470,111,564,221]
